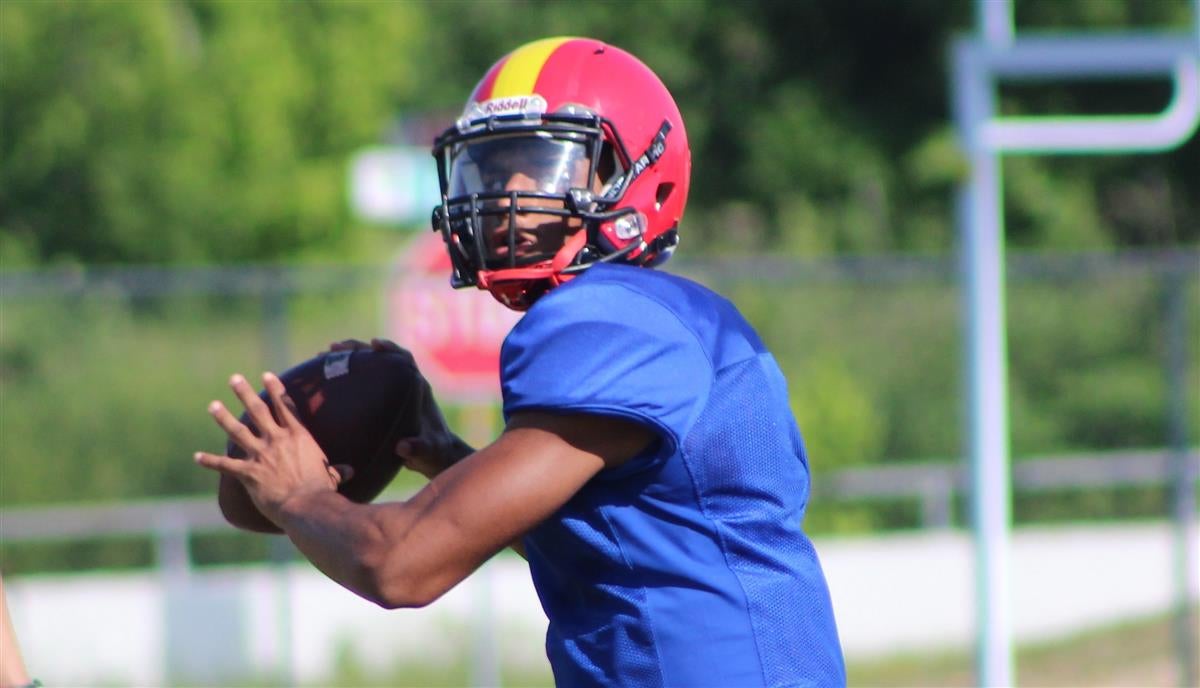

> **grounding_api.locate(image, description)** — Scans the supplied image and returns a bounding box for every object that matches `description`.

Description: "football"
[217,348,426,533]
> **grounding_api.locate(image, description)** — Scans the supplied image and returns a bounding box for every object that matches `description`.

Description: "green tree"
[4,0,1196,265]
[0,0,425,265]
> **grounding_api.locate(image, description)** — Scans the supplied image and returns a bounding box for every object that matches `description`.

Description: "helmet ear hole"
[598,143,620,186]
[655,182,675,210]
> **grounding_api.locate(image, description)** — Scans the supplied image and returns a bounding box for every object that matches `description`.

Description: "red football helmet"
[431,37,691,310]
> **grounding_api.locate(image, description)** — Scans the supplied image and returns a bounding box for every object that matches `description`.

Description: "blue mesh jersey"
[500,263,845,688]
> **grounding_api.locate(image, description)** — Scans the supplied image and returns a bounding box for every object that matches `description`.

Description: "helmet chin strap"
[476,229,589,291]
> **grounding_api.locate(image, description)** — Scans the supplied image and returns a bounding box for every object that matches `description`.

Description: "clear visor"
[448,136,591,198]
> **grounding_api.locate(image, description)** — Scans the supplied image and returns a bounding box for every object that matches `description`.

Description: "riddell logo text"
[456,95,548,132]
[465,95,547,118]
[479,97,534,114]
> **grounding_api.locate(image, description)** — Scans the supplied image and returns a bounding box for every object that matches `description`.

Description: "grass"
[848,606,1197,688]
[288,607,1197,687]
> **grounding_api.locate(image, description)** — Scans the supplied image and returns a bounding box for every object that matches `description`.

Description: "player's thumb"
[395,437,430,459]
[329,463,355,484]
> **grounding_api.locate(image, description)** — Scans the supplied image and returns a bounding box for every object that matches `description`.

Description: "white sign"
[349,146,440,226]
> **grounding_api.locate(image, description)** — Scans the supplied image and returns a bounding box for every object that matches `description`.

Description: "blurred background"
[0,0,1196,686]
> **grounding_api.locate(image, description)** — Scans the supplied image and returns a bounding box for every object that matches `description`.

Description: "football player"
[198,37,845,687]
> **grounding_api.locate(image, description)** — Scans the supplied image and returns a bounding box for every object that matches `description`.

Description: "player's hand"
[195,372,344,525]
[326,338,470,477]
[394,377,475,481]
[327,337,405,354]
[327,339,470,479]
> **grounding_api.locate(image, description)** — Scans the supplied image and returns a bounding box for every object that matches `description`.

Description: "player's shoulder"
[511,265,681,335]
[507,263,758,365]
[552,264,767,363]
[545,263,723,318]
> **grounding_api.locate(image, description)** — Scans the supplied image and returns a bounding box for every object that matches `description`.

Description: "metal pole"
[262,285,294,684]
[1164,272,1198,688]
[465,404,502,687]
[1195,0,1200,44]
[270,538,296,687]
[469,561,501,688]
[956,4,1200,684]
[263,283,291,373]
[157,515,192,685]
[978,0,1014,48]
[953,37,1015,688]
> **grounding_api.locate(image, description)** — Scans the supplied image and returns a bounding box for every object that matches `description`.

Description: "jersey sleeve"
[500,280,713,456]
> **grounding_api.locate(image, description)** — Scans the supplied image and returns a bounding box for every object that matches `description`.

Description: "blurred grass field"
[316,607,1195,688]
[849,607,1197,688]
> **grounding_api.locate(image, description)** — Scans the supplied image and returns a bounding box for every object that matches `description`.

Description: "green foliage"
[0,260,1194,573]
[789,352,887,472]
[3,0,1197,266]
[1006,276,1185,455]
[745,84,893,253]
[0,295,265,504]
[0,0,424,264]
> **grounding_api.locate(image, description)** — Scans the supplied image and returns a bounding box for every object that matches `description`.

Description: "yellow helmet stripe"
[490,36,574,99]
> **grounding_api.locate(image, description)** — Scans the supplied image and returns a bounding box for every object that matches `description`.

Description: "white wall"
[818,520,1196,656]
[6,520,1195,686]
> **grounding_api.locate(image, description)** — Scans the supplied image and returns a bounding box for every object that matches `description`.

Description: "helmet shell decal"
[473,36,575,103]
[457,95,548,132]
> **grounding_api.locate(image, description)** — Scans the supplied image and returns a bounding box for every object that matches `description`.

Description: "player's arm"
[278,410,649,607]
[382,399,544,559]
[195,373,651,608]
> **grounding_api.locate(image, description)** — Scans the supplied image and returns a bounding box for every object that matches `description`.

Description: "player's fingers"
[330,463,355,484]
[208,400,263,453]
[262,372,299,429]
[369,338,402,353]
[330,339,370,352]
[395,437,431,459]
[375,340,417,365]
[229,374,277,434]
[194,451,253,478]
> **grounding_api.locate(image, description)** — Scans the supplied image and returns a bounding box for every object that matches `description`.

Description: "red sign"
[387,233,522,403]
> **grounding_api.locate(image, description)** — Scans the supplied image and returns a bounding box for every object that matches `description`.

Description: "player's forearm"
[402,434,477,482]
[403,440,526,560]
[276,490,428,608]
